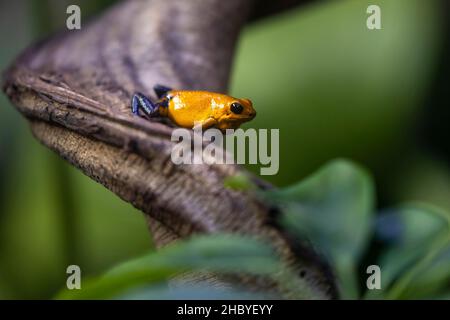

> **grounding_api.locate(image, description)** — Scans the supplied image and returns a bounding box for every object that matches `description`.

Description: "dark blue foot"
[153,84,172,99]
[131,92,157,116]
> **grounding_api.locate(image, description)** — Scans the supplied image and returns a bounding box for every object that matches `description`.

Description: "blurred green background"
[0,0,449,299]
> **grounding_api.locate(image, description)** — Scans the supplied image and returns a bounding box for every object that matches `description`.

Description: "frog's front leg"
[197,117,218,130]
[131,92,158,117]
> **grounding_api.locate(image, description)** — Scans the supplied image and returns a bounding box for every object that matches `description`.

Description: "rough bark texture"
[2,0,336,298]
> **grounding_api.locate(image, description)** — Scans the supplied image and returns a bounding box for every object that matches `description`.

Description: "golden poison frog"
[131,85,256,130]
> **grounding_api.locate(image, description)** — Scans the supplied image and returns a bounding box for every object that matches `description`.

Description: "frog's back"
[167,90,231,128]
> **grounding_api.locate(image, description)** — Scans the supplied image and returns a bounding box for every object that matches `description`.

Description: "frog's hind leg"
[153,84,173,99]
[131,92,158,117]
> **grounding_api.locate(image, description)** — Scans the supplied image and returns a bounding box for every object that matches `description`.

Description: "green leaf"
[265,159,375,299]
[402,244,450,299]
[56,234,281,299]
[223,173,254,191]
[118,283,266,300]
[434,291,450,300]
[368,204,450,299]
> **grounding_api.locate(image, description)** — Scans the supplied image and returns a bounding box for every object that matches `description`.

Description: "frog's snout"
[239,98,256,119]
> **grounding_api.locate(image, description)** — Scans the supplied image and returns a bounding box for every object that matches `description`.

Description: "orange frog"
[131,85,256,130]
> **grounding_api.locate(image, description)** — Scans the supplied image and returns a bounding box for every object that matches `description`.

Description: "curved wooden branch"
[2,0,336,299]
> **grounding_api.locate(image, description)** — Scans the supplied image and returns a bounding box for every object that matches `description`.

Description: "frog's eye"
[230,102,243,114]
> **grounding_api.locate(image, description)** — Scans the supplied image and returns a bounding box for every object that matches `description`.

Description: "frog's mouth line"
[223,114,255,121]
